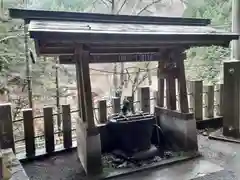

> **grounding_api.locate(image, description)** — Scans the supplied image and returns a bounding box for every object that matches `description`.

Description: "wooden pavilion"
[9,8,238,177]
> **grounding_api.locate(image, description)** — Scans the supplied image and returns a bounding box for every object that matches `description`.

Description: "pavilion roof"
[9,8,239,64]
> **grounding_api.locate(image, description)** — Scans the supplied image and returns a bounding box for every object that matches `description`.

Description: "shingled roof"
[9,8,239,63]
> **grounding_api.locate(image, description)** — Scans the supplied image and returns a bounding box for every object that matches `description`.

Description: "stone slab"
[209,128,240,143]
[2,149,29,180]
[158,112,198,151]
[115,159,224,180]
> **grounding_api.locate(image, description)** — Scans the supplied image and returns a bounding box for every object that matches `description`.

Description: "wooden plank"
[203,85,214,118]
[98,100,107,123]
[112,97,121,114]
[0,103,15,152]
[138,87,150,113]
[43,106,55,154]
[157,61,165,107]
[192,81,203,121]
[223,60,240,138]
[22,108,35,157]
[166,77,176,110]
[62,104,72,149]
[215,83,224,116]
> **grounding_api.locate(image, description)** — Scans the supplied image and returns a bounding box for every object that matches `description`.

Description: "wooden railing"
[0,81,223,160]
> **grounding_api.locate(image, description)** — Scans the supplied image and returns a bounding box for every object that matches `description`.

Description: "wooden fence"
[0,80,223,160]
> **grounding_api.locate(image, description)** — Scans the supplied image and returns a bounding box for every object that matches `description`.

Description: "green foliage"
[183,0,231,84]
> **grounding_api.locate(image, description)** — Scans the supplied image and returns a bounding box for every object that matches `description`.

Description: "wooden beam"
[59,52,163,64]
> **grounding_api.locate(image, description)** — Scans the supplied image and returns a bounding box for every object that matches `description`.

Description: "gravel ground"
[22,134,240,180]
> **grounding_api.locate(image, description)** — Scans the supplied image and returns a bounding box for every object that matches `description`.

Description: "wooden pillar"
[166,76,176,110]
[215,84,224,116]
[126,96,134,113]
[112,97,121,114]
[75,48,102,175]
[203,85,214,118]
[232,0,240,59]
[98,100,107,123]
[176,51,189,113]
[191,81,203,121]
[62,104,72,149]
[43,106,55,154]
[223,60,240,138]
[0,103,15,152]
[75,53,86,122]
[157,61,165,107]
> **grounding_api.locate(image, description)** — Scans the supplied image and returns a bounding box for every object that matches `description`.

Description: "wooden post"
[166,77,176,110]
[232,0,240,59]
[153,90,158,106]
[98,100,107,123]
[215,84,224,116]
[0,103,15,152]
[157,61,165,107]
[112,97,121,114]
[126,96,134,113]
[22,108,35,157]
[43,106,55,154]
[203,85,214,118]
[76,49,102,175]
[176,51,189,113]
[138,87,150,113]
[75,53,86,122]
[62,104,72,149]
[223,60,240,138]
[191,81,203,121]
[187,81,194,113]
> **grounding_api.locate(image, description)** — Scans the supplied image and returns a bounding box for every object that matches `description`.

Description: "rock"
[164,151,173,159]
[153,156,162,162]
[117,162,128,169]
[112,158,124,165]
[203,132,208,136]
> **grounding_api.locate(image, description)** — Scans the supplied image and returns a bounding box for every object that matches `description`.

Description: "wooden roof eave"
[29,30,238,45]
[34,38,233,58]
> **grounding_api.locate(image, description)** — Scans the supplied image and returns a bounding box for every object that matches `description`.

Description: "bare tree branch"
[104,0,112,3]
[137,0,163,15]
[90,0,99,12]
[117,0,127,14]
[99,0,110,8]
[0,34,24,43]
[131,0,142,15]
